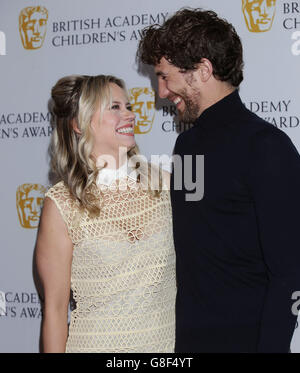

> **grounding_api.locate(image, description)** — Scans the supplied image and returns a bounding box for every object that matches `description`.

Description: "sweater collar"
[194,89,246,129]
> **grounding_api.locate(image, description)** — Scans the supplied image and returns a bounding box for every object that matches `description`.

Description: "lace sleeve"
[44,181,74,228]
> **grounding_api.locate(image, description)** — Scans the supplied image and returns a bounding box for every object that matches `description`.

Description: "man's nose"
[141,105,148,119]
[260,0,268,16]
[31,199,39,214]
[33,21,40,35]
[158,79,170,99]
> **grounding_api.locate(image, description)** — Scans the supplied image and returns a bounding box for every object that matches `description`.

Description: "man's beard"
[177,90,201,124]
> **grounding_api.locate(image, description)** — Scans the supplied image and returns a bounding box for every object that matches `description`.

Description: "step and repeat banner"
[0,0,300,352]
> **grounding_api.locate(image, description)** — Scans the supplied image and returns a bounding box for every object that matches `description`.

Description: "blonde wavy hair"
[50,74,161,216]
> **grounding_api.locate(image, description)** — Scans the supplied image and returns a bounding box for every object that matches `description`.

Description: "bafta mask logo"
[19,6,48,50]
[129,87,155,135]
[242,0,277,33]
[16,183,46,229]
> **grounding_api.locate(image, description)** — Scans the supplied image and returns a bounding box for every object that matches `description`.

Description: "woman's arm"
[35,197,73,353]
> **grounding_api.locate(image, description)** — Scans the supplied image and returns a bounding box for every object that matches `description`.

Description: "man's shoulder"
[174,105,293,153]
[207,107,286,140]
[237,108,292,145]
[224,108,298,164]
[235,108,280,134]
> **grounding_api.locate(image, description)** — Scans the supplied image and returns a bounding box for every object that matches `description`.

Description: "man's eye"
[25,21,35,30]
[251,3,260,10]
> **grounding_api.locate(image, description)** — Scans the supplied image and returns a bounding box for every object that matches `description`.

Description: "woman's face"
[90,83,136,162]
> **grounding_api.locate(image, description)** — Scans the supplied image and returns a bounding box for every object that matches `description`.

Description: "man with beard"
[138,8,300,352]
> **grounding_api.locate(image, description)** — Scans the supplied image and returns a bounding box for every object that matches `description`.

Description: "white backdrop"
[0,0,299,352]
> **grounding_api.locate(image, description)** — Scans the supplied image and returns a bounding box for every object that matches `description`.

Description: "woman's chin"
[120,140,136,151]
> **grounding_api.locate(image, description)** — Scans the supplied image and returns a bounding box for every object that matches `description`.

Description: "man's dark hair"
[138,8,244,87]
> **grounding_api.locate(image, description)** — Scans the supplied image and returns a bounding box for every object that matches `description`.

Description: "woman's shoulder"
[45,181,79,212]
[44,181,81,227]
[45,180,71,200]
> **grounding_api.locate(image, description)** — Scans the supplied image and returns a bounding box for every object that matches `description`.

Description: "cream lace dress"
[45,164,176,353]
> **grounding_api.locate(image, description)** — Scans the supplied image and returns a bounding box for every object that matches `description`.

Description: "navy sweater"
[171,90,300,352]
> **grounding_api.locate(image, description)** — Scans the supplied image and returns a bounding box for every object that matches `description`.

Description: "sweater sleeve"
[247,128,300,352]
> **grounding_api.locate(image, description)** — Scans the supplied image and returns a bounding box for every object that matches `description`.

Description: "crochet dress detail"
[45,175,176,353]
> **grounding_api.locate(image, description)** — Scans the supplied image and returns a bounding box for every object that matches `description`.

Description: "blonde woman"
[36,75,176,353]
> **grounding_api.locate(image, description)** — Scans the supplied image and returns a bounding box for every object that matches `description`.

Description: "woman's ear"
[72,119,81,135]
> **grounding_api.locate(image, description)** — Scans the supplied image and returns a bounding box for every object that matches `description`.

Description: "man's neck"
[198,83,235,116]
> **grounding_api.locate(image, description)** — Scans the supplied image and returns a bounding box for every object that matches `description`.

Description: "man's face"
[21,11,47,49]
[17,188,44,228]
[129,88,155,134]
[242,0,276,32]
[154,57,202,123]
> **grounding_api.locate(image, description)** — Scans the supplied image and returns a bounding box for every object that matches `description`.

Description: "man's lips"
[258,18,271,24]
[169,96,183,109]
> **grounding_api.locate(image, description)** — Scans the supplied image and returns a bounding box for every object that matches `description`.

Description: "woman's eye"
[126,105,133,111]
[111,104,120,110]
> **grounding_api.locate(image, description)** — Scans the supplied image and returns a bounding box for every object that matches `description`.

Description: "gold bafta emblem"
[16,183,46,229]
[129,87,155,134]
[19,6,48,50]
[242,0,276,32]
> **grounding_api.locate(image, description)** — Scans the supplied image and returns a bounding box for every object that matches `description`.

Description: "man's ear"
[196,58,214,82]
[72,119,81,135]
